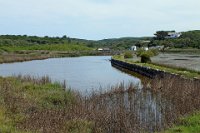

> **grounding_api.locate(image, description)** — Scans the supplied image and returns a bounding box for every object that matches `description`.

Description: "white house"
[165,32,182,39]
[131,46,137,51]
[97,48,103,51]
[97,48,110,51]
[144,47,149,51]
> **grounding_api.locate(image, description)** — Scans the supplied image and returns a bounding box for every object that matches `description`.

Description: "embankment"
[111,58,200,81]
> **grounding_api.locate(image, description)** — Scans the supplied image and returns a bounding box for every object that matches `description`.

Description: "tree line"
[151,30,200,49]
[0,35,151,50]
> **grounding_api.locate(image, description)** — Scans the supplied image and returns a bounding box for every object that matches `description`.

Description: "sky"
[0,0,199,40]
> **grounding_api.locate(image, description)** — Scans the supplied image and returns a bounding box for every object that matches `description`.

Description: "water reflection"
[88,86,175,132]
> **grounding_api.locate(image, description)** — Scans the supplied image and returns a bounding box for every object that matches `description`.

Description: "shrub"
[141,53,151,63]
[150,49,159,56]
[136,49,159,63]
[136,49,145,57]
[124,51,133,59]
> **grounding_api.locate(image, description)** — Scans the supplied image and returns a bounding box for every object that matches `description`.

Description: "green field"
[0,44,92,52]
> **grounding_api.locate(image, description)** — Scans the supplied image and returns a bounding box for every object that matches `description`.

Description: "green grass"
[21,82,76,109]
[0,43,92,52]
[0,106,33,133]
[0,76,78,132]
[164,112,200,133]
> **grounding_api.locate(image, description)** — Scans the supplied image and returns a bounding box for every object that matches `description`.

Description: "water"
[0,56,140,93]
[0,56,191,132]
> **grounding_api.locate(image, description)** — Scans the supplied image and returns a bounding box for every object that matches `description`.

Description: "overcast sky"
[0,0,199,40]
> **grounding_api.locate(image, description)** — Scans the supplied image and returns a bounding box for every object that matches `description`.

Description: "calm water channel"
[0,56,140,93]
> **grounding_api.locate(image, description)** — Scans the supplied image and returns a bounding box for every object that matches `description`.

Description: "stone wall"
[111,59,200,82]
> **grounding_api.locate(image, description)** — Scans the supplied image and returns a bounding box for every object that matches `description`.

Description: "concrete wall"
[111,59,166,79]
[111,59,200,82]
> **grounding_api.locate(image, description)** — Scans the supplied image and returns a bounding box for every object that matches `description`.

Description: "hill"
[0,35,152,51]
[94,37,152,50]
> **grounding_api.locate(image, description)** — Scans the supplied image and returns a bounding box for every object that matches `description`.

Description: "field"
[151,53,200,71]
[125,52,200,72]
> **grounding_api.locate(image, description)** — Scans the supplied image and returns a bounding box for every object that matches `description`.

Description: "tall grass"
[0,74,199,132]
[0,50,105,64]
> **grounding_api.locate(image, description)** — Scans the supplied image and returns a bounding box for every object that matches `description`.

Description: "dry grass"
[0,74,199,133]
[0,50,114,64]
[0,52,51,64]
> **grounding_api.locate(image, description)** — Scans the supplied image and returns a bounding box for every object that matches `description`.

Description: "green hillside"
[0,35,152,51]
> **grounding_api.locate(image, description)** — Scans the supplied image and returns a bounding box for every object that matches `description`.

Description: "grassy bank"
[0,43,97,64]
[0,50,112,64]
[164,112,200,133]
[0,75,143,133]
[0,75,78,133]
[0,52,51,64]
[0,74,200,132]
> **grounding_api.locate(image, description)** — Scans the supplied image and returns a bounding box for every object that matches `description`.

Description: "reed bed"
[0,74,199,133]
[0,50,115,64]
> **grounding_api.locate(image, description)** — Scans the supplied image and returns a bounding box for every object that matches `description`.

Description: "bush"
[136,49,145,57]
[136,49,158,63]
[141,53,151,63]
[150,49,159,56]
[124,51,133,59]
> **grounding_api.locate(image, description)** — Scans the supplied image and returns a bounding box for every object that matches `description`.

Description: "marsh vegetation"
[0,72,199,133]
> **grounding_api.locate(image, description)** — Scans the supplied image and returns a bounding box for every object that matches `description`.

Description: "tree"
[62,35,67,39]
[154,31,169,40]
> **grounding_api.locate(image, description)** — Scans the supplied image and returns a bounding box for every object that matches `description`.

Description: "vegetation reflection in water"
[86,84,172,132]
[85,73,200,132]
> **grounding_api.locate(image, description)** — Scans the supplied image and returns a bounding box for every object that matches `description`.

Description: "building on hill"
[143,47,149,51]
[97,48,110,52]
[97,48,103,51]
[154,31,182,40]
[103,48,110,51]
[165,31,182,39]
[131,46,137,51]
[149,45,164,50]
